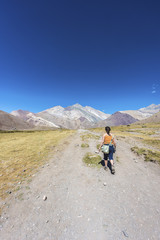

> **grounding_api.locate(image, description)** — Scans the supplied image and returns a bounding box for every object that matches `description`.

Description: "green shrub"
[83,152,101,167]
[81,143,89,148]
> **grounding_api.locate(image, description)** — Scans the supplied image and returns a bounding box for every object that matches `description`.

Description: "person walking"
[99,126,116,174]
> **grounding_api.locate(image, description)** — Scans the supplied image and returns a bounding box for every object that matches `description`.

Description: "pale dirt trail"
[0,131,160,240]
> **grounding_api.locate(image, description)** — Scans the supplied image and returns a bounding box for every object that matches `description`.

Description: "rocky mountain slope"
[0,110,32,130]
[36,104,110,129]
[120,104,160,120]
[1,103,159,130]
[94,111,138,127]
[11,110,59,128]
[135,111,160,124]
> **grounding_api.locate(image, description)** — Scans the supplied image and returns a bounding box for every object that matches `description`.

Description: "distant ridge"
[121,104,160,120]
[36,104,110,129]
[0,103,159,130]
[11,110,59,128]
[93,112,138,127]
[135,111,160,124]
[0,110,32,130]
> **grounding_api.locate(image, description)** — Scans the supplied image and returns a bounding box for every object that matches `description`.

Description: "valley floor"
[0,130,160,240]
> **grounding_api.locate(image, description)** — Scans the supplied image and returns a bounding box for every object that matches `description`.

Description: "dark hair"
[105,126,111,135]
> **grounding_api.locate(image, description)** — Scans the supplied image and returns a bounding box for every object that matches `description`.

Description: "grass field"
[81,133,100,141]
[0,129,75,200]
[131,147,160,163]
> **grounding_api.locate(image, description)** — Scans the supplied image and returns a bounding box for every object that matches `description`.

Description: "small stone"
[46,220,49,223]
[135,160,138,163]
[103,182,107,186]
[122,230,129,237]
[36,195,40,199]
[43,196,47,201]
[7,191,12,194]
[23,169,26,172]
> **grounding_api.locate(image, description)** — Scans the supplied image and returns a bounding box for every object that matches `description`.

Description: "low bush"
[83,152,101,167]
[81,143,89,148]
[131,147,160,164]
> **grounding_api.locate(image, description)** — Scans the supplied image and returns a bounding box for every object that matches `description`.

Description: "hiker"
[99,126,116,173]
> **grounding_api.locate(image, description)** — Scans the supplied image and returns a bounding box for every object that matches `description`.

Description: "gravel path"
[0,131,160,240]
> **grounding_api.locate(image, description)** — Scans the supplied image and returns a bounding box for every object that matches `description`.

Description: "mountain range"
[120,104,160,120]
[0,110,32,130]
[0,104,160,130]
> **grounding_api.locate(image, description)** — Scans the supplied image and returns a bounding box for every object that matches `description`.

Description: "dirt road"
[0,130,160,240]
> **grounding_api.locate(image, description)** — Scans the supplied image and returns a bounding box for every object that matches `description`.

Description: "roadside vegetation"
[131,147,160,164]
[81,133,100,141]
[81,143,89,148]
[83,152,101,167]
[0,129,75,200]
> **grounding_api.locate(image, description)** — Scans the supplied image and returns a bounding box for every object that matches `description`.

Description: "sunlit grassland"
[112,123,160,138]
[81,133,100,141]
[131,147,160,164]
[91,123,160,141]
[0,130,75,200]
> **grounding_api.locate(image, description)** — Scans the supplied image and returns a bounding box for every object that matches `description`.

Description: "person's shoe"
[104,166,108,171]
[111,165,115,174]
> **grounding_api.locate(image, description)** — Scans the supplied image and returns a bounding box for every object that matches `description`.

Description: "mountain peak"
[72,103,83,108]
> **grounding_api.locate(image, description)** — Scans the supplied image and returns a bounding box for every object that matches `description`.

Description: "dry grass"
[142,139,160,149]
[97,144,100,149]
[90,127,104,135]
[81,143,89,148]
[81,133,100,141]
[131,147,160,164]
[0,130,75,200]
[107,124,159,140]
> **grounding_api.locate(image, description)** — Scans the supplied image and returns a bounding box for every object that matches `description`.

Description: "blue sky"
[0,0,160,114]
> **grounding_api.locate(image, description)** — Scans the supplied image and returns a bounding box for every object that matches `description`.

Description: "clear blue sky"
[0,0,160,114]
